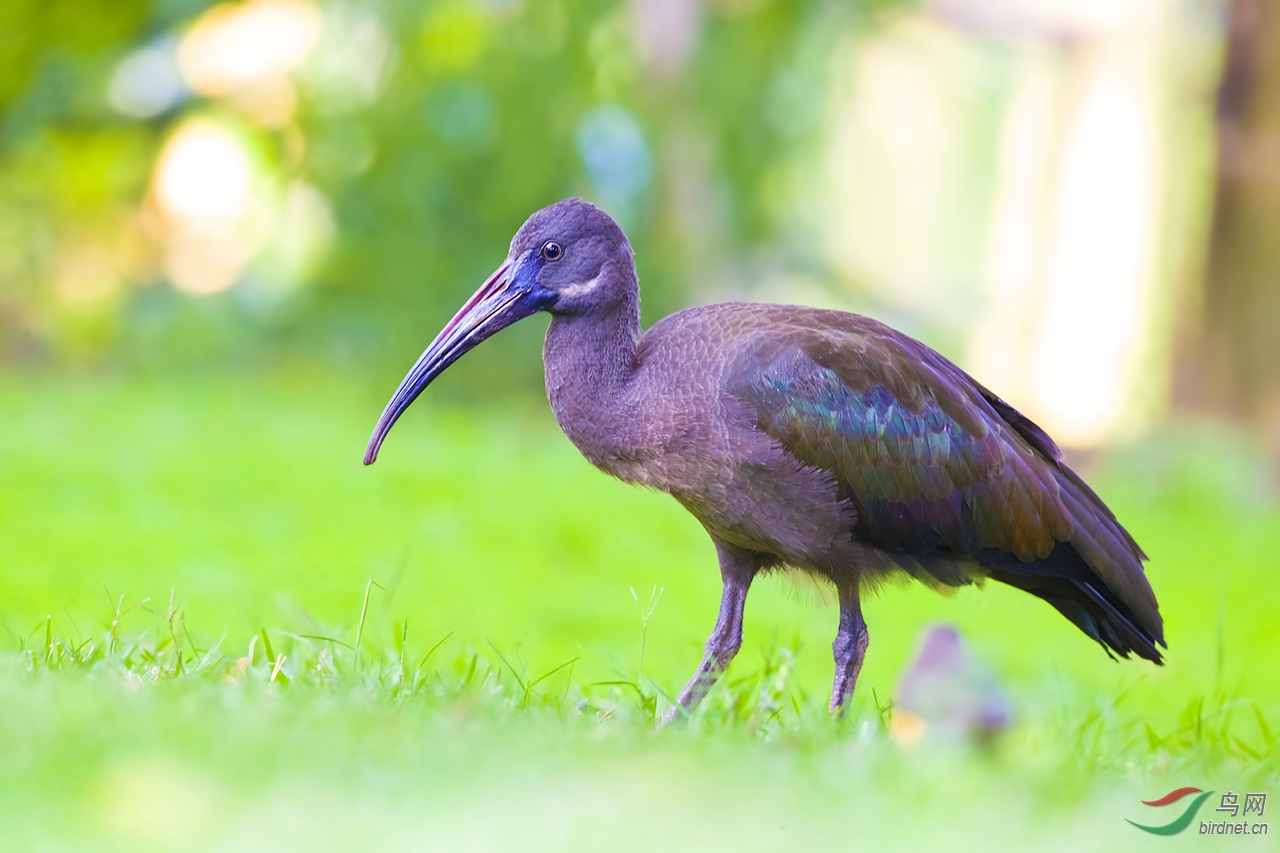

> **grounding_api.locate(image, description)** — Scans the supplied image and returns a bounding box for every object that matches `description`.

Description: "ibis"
[364,199,1164,723]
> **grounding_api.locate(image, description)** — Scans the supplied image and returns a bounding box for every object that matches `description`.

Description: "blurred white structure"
[797,0,1217,446]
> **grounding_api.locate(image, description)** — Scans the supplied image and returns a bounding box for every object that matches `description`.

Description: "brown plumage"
[365,199,1164,723]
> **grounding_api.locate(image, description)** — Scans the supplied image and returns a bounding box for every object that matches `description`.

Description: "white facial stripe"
[559,273,602,299]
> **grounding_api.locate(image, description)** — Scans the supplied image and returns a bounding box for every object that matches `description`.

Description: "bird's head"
[363,198,633,465]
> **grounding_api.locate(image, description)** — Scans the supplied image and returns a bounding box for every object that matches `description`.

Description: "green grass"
[1,370,1278,850]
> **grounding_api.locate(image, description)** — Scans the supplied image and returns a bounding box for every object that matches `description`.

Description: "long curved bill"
[364,261,543,465]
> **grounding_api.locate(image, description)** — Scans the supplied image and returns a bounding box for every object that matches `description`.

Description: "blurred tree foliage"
[0,0,168,362]
[0,0,901,398]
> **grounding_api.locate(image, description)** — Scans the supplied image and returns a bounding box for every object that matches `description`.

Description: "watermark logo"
[1127,787,1215,835]
[1127,788,1269,837]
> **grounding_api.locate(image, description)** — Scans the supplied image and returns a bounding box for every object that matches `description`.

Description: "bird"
[363,198,1165,725]
[891,624,1011,745]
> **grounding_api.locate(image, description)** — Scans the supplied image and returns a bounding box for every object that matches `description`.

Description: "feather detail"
[723,311,1162,659]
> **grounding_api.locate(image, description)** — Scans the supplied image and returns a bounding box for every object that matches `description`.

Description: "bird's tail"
[976,390,1165,663]
[984,551,1164,664]
[979,461,1165,664]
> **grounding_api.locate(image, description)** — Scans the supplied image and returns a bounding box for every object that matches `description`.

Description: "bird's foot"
[829,587,869,714]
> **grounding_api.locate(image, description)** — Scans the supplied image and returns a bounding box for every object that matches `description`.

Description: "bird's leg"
[661,543,759,726]
[829,583,869,713]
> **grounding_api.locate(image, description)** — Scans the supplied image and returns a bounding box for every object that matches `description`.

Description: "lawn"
[0,370,1276,850]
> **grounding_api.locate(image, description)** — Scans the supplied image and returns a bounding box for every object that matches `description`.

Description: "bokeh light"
[108,44,187,119]
[151,118,254,295]
[176,0,321,97]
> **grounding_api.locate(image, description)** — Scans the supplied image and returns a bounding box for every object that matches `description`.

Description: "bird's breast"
[545,362,729,493]
[544,370,661,485]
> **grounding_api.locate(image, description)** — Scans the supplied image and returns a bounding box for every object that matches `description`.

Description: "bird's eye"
[541,241,563,261]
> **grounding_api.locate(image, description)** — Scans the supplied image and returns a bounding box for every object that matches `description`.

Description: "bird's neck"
[542,289,644,471]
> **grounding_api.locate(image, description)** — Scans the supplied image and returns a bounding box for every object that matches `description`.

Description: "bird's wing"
[723,315,1162,649]
[725,320,1072,560]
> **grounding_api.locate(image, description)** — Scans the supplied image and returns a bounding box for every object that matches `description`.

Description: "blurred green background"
[4,0,1278,426]
[1,0,1279,847]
